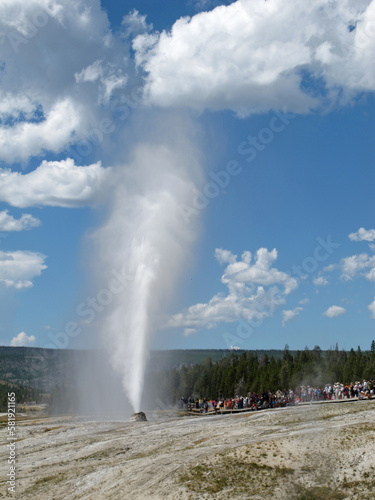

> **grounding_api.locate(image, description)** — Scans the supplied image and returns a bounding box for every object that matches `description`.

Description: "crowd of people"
[181,379,375,412]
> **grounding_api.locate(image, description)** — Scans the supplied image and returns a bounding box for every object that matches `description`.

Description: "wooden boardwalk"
[185,396,375,416]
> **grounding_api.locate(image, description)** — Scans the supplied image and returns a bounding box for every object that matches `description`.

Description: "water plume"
[94,117,203,412]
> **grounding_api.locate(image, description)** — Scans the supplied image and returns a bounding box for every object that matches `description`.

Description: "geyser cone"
[130,411,147,422]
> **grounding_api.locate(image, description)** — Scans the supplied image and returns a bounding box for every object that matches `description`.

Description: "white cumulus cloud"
[368,298,375,319]
[121,9,152,38]
[341,253,375,281]
[323,305,347,318]
[10,331,36,347]
[0,99,82,163]
[183,328,197,337]
[349,227,375,242]
[169,247,297,330]
[217,248,297,294]
[282,307,303,327]
[0,250,47,289]
[0,158,110,208]
[0,210,41,231]
[0,92,38,120]
[313,276,328,286]
[75,59,128,103]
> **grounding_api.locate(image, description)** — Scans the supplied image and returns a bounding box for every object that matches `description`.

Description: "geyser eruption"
[94,120,202,413]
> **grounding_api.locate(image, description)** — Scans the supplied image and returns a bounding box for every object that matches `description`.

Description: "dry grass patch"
[179,453,294,496]
[294,485,346,499]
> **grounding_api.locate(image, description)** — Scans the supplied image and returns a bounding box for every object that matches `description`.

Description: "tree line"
[147,343,375,405]
[0,383,45,412]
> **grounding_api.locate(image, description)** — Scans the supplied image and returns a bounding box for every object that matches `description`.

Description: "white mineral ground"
[1,400,375,499]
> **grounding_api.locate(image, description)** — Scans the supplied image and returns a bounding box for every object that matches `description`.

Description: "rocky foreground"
[1,400,375,499]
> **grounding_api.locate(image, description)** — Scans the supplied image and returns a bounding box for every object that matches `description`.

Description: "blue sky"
[1,0,375,354]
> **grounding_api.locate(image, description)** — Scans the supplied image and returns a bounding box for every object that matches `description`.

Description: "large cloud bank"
[0,0,137,155]
[134,0,375,115]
